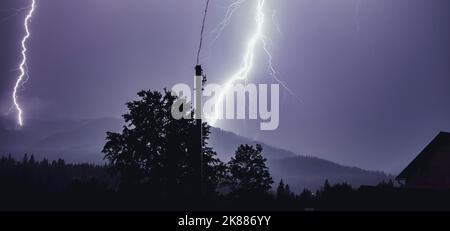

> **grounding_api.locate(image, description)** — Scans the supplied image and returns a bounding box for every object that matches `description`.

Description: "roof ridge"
[396,132,450,179]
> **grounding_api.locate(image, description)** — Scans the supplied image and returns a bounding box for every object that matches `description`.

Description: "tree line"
[1,89,447,210]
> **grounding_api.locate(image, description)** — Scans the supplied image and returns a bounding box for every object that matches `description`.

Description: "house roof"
[397,132,450,179]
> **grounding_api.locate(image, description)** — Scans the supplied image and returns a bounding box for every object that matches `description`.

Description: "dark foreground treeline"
[2,154,450,210]
[2,89,449,211]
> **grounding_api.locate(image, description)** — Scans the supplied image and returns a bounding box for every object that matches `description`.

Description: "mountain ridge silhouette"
[0,117,392,191]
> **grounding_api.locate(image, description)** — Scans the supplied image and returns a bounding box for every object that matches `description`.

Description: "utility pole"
[193,0,210,197]
[194,64,204,196]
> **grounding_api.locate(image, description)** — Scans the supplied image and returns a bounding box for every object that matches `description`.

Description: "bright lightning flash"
[208,0,265,126]
[208,0,298,126]
[13,0,36,127]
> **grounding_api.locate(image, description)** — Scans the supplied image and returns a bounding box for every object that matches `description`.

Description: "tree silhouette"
[276,179,295,206]
[276,179,286,200]
[102,89,225,198]
[227,144,273,198]
[285,184,292,196]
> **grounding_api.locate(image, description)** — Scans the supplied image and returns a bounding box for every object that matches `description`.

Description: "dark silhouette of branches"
[226,144,274,199]
[102,89,225,198]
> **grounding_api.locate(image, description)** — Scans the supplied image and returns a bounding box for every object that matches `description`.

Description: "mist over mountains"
[0,117,391,192]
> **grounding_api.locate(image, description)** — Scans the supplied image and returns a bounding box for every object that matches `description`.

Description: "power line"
[196,0,211,65]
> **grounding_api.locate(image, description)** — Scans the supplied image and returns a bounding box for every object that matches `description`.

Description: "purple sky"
[1,0,450,172]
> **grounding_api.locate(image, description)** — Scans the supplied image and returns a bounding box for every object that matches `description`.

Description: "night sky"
[1,0,449,172]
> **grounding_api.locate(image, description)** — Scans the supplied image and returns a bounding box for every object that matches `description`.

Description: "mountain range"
[0,117,392,192]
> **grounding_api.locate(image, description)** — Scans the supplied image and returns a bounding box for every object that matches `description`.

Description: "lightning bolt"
[12,0,36,127]
[207,0,265,126]
[207,0,299,126]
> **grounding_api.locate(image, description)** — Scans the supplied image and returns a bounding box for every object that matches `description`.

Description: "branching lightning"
[271,9,282,37]
[0,7,30,25]
[205,0,247,60]
[209,0,264,126]
[12,0,36,127]
[207,0,299,126]
[262,36,300,102]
